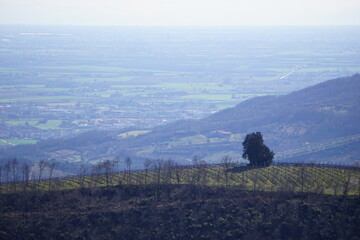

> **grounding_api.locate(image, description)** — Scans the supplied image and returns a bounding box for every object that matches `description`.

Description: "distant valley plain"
[0,26,360,150]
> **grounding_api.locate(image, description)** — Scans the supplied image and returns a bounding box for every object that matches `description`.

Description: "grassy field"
[5,119,62,130]
[6,139,38,145]
[118,130,150,138]
[169,135,208,147]
[0,96,82,103]
[2,165,359,196]
[153,82,233,91]
[0,139,37,146]
[36,120,62,130]
[74,76,137,82]
[5,120,39,126]
[180,94,234,101]
[38,65,182,74]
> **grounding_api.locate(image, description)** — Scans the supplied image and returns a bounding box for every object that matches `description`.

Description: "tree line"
[1,132,359,195]
[1,156,359,196]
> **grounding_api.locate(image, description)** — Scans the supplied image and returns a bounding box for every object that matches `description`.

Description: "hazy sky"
[1,0,359,26]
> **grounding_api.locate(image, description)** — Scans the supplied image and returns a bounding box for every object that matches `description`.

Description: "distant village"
[0,100,217,141]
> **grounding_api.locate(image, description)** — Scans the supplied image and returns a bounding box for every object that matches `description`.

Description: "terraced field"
[2,164,359,195]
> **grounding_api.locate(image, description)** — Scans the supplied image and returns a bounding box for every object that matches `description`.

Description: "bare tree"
[47,160,58,190]
[193,159,208,186]
[4,162,10,184]
[295,164,306,193]
[113,158,120,173]
[78,164,88,188]
[198,160,208,186]
[90,160,116,188]
[153,159,164,185]
[125,157,133,183]
[163,159,175,184]
[221,156,233,187]
[9,158,18,192]
[192,155,199,166]
[174,163,183,185]
[22,162,31,192]
[125,157,132,172]
[183,165,193,185]
[91,163,102,188]
[37,159,48,191]
[0,164,3,193]
[143,159,152,185]
[103,159,116,187]
[215,167,221,187]
[343,170,352,196]
[112,158,122,185]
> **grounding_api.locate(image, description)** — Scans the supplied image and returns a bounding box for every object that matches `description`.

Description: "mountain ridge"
[117,74,360,163]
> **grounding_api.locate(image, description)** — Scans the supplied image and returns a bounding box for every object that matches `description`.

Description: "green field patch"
[180,94,233,101]
[237,93,269,97]
[0,68,22,73]
[345,66,360,71]
[0,140,10,146]
[118,130,150,138]
[40,65,131,72]
[297,66,360,73]
[36,120,62,130]
[0,84,46,89]
[216,104,237,109]
[203,151,243,163]
[154,72,184,76]
[168,135,208,147]
[65,155,81,163]
[0,96,82,103]
[265,67,289,72]
[47,102,76,106]
[0,139,38,145]
[39,65,178,74]
[74,76,136,83]
[5,120,39,127]
[6,139,38,145]
[94,90,122,97]
[153,82,233,91]
[31,87,72,91]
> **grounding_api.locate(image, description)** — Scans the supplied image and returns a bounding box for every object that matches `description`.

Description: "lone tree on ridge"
[242,132,274,167]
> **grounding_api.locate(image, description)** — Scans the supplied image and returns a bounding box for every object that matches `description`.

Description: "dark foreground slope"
[0,185,359,240]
